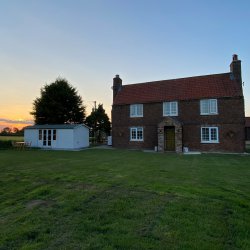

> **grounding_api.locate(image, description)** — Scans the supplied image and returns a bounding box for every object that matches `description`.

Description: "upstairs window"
[201,127,219,143]
[130,104,143,117]
[200,99,218,115]
[163,101,178,116]
[130,127,143,141]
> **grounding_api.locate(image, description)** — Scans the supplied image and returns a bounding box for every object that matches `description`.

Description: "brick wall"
[112,96,245,152]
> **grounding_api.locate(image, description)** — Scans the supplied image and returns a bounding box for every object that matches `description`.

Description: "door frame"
[38,129,52,148]
[157,117,183,153]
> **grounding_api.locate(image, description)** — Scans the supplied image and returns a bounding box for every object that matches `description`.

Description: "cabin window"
[163,101,178,116]
[53,130,57,140]
[130,127,143,141]
[201,127,219,143]
[130,104,143,117]
[48,130,51,146]
[39,130,42,140]
[43,130,47,146]
[200,99,218,115]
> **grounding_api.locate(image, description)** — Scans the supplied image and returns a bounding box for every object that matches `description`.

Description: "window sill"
[201,141,219,144]
[163,114,178,117]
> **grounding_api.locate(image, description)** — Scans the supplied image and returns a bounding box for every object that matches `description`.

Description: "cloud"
[0,118,33,125]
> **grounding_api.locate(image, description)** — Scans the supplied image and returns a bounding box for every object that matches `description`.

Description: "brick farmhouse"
[111,55,245,153]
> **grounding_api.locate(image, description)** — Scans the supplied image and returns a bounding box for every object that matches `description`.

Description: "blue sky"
[0,0,249,128]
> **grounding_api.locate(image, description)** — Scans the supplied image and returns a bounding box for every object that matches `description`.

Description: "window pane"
[43,130,47,146]
[53,130,56,140]
[210,100,217,114]
[171,102,177,115]
[48,130,51,140]
[131,128,136,140]
[137,128,143,140]
[171,102,176,114]
[201,100,209,114]
[130,105,135,116]
[166,102,171,115]
[137,104,143,116]
[39,130,41,140]
[211,128,218,141]
[163,102,171,116]
[202,128,209,141]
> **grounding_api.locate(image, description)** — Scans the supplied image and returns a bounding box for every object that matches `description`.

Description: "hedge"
[0,140,13,149]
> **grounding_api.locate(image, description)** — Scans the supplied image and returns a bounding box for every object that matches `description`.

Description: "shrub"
[0,140,13,149]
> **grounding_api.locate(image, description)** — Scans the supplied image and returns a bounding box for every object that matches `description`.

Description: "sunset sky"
[1,0,250,130]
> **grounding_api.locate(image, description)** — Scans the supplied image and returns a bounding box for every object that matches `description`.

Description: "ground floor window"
[130,127,143,141]
[201,127,219,143]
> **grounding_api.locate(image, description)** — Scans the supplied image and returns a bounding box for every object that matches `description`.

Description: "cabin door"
[42,129,52,147]
[165,127,175,151]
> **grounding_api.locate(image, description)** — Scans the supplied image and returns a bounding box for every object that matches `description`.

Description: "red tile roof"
[246,117,250,127]
[113,73,243,105]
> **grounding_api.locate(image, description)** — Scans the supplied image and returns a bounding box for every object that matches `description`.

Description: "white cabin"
[24,124,89,150]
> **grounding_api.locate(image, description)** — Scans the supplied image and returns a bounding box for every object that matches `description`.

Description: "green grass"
[0,149,250,250]
[0,136,24,141]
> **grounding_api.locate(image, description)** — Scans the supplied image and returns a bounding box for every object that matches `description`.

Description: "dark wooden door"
[165,127,175,151]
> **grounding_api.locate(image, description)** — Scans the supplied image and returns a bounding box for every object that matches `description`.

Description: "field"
[0,136,24,141]
[0,149,250,249]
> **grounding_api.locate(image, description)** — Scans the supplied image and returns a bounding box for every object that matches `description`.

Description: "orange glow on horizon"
[0,121,33,131]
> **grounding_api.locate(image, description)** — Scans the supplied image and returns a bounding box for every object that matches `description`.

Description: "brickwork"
[112,97,245,152]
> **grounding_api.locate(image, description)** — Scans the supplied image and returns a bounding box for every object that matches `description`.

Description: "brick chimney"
[230,54,242,83]
[113,74,122,100]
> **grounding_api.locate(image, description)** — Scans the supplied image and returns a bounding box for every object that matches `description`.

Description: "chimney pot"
[233,54,238,61]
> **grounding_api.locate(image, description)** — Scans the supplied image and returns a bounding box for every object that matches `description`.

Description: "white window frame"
[200,99,218,115]
[130,127,144,141]
[130,104,143,117]
[201,127,219,143]
[163,101,178,116]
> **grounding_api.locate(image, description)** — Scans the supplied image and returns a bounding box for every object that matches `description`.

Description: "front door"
[165,127,175,151]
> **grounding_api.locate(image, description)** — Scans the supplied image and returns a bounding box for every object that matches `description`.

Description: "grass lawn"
[0,149,250,249]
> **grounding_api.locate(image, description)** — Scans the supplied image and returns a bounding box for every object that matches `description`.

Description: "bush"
[0,140,13,149]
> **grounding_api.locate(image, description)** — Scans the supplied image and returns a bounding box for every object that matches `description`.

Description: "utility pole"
[93,101,97,144]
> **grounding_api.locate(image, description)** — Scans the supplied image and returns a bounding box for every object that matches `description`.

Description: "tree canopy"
[31,78,86,124]
[86,104,111,142]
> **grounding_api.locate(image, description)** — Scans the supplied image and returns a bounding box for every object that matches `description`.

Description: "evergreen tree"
[86,104,111,142]
[31,78,86,124]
